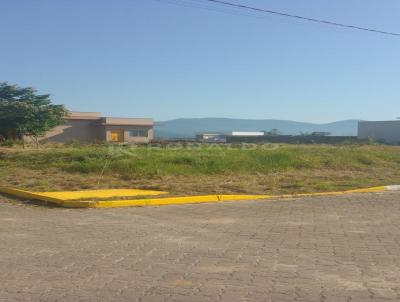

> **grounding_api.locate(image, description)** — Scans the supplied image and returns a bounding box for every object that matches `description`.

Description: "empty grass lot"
[1,143,400,195]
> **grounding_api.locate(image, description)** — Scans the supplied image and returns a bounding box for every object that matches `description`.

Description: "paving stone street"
[1,192,400,302]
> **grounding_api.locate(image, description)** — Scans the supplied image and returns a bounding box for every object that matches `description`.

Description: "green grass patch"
[3,144,400,177]
[1,143,400,194]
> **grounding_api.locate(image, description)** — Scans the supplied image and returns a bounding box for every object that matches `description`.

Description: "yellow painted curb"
[0,185,398,208]
[0,187,64,205]
[85,186,393,208]
[278,186,388,199]
[72,195,272,208]
[35,189,167,201]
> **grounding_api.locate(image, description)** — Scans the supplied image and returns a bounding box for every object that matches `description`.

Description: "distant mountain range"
[154,118,359,138]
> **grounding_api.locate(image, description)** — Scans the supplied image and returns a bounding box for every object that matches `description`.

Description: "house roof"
[65,112,153,126]
[66,111,102,120]
[100,117,153,126]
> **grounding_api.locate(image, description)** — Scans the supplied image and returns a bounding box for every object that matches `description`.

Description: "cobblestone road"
[1,192,400,302]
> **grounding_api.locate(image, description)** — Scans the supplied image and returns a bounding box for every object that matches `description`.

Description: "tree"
[264,128,281,136]
[0,82,67,144]
[311,132,331,136]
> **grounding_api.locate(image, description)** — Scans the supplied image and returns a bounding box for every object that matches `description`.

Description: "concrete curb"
[32,188,167,201]
[1,185,399,208]
[0,187,65,205]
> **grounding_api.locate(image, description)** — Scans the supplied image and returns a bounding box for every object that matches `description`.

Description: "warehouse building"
[196,131,357,144]
[358,120,400,144]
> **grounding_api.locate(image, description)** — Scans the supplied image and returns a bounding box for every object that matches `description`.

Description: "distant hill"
[154,118,359,139]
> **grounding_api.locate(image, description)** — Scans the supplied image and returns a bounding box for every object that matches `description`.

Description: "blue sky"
[1,0,399,123]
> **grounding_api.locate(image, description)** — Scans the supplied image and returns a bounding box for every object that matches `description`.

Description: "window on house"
[129,129,148,137]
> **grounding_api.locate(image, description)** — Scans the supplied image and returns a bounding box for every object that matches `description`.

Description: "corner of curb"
[385,185,400,191]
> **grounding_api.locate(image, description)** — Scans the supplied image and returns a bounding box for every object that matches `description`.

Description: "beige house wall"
[105,125,153,143]
[42,119,102,143]
[39,112,154,144]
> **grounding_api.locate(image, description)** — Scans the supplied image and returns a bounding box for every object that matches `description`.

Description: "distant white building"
[230,132,265,137]
[196,131,265,142]
[196,133,226,142]
[358,120,400,144]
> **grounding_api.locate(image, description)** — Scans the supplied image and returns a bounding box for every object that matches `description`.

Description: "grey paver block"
[1,191,400,301]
